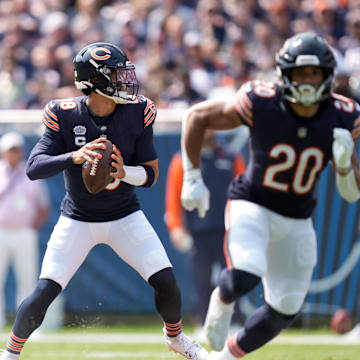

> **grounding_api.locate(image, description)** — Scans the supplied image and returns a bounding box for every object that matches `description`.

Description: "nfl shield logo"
[298,127,307,138]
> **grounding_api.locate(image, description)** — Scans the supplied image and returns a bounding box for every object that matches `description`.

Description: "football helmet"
[73,42,138,104]
[276,32,336,106]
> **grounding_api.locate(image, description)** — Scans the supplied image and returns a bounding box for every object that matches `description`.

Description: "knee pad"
[148,267,178,294]
[219,269,261,303]
[275,292,304,315]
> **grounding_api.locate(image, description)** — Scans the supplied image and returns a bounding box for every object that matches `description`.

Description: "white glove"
[333,128,354,172]
[181,169,210,218]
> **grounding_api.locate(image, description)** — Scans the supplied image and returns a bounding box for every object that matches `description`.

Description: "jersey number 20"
[263,144,324,194]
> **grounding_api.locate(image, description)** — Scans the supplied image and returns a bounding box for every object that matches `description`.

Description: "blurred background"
[1,0,360,333]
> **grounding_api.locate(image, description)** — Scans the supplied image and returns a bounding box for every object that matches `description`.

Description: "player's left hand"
[181,169,210,218]
[333,128,354,173]
[110,145,126,179]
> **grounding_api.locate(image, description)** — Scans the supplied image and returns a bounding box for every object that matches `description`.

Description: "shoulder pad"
[42,100,60,132]
[234,80,278,126]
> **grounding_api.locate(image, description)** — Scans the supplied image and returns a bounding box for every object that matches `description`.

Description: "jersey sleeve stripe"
[144,98,157,126]
[144,98,152,114]
[45,104,58,121]
[144,107,156,122]
[240,90,253,109]
[235,102,253,126]
[42,115,60,132]
[235,88,254,126]
[144,111,156,127]
[43,113,59,129]
[239,96,253,119]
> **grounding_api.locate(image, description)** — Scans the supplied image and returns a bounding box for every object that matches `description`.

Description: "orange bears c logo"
[91,47,111,60]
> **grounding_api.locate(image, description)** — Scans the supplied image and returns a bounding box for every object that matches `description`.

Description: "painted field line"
[0,332,358,346]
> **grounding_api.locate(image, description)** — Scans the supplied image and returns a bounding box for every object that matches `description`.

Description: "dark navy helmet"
[275,32,336,106]
[73,42,139,104]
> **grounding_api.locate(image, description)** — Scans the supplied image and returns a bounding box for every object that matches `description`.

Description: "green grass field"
[1,325,359,360]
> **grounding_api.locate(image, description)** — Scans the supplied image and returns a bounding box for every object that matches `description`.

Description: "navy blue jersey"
[229,80,360,218]
[26,95,157,222]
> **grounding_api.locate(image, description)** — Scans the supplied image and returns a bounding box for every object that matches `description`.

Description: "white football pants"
[0,227,38,327]
[225,200,317,315]
[40,210,172,289]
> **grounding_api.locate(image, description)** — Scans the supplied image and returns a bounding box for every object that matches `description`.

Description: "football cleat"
[0,350,19,360]
[204,287,235,351]
[164,329,209,360]
[209,348,238,360]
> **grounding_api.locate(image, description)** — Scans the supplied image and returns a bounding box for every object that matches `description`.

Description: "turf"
[1,326,359,360]
[16,342,360,360]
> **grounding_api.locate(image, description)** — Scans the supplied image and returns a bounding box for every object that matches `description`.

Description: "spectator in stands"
[0,0,359,109]
[165,129,246,331]
[338,10,360,53]
[0,132,49,329]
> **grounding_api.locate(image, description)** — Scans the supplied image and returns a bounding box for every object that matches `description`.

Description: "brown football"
[82,138,113,194]
[330,308,352,334]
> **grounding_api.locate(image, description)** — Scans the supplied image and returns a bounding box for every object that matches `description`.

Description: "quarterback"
[0,42,208,360]
[181,32,360,359]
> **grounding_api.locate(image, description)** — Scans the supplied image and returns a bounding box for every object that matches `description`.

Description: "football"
[82,137,114,194]
[330,308,352,334]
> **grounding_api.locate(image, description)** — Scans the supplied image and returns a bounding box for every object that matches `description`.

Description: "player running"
[181,32,360,359]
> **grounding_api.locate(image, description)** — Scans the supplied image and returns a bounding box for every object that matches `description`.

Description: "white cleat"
[209,347,237,360]
[164,329,209,360]
[204,287,235,351]
[0,350,19,360]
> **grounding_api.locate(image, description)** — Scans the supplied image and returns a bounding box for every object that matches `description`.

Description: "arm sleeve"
[26,127,74,180]
[165,153,184,231]
[233,154,246,176]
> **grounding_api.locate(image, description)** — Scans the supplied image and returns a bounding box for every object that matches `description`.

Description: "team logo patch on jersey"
[297,127,307,138]
[73,125,87,136]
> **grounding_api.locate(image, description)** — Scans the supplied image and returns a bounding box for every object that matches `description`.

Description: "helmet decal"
[91,47,111,60]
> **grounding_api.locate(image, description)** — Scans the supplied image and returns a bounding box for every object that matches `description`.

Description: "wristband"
[122,165,147,186]
[140,164,155,187]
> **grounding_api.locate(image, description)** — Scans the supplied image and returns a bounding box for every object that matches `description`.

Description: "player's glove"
[332,128,354,173]
[181,169,210,218]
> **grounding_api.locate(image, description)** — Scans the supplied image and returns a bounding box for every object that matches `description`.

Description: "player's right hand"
[181,169,210,218]
[72,137,107,165]
[333,128,354,173]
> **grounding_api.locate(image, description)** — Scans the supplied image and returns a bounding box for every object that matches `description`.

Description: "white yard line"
[0,332,358,346]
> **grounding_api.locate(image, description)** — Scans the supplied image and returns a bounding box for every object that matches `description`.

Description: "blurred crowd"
[1,0,360,110]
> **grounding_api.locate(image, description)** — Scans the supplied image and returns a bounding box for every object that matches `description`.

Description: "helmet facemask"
[278,67,334,106]
[75,57,139,104]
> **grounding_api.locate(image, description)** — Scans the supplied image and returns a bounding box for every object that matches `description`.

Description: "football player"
[181,32,360,359]
[0,43,208,360]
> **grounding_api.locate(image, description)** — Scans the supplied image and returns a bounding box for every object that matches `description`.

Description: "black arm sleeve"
[26,127,74,180]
